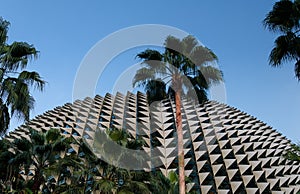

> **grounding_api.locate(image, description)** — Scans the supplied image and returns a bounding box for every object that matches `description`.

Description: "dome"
[8,92,300,193]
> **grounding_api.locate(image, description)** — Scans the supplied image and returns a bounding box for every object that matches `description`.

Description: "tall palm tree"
[133,35,223,194]
[263,0,300,80]
[0,17,45,135]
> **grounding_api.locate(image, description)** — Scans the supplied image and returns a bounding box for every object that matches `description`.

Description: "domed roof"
[8,92,300,193]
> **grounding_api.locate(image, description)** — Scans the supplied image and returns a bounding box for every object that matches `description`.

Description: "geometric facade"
[7,92,300,193]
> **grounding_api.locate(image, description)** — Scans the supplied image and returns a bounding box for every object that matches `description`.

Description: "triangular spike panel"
[7,93,300,193]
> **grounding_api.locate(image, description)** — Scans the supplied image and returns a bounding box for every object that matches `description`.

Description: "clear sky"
[1,0,300,142]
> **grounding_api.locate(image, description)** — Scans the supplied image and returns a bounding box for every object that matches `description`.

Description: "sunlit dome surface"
[8,92,300,193]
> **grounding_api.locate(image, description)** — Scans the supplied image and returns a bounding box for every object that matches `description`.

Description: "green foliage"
[133,35,223,105]
[0,127,191,193]
[166,171,198,194]
[284,143,300,161]
[90,127,173,194]
[134,35,223,193]
[4,128,73,193]
[264,0,300,80]
[0,17,45,136]
[144,79,167,104]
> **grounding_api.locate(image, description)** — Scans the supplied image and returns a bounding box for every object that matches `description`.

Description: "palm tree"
[93,162,152,194]
[133,35,223,193]
[91,128,171,194]
[263,0,300,80]
[1,126,171,193]
[94,128,150,193]
[9,128,73,193]
[44,151,87,193]
[0,17,45,135]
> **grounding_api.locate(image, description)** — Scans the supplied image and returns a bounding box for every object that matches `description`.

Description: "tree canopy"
[0,17,45,136]
[264,0,300,80]
[133,35,223,194]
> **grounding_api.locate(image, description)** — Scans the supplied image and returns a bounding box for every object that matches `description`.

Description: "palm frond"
[148,171,170,194]
[12,94,34,121]
[263,0,300,33]
[190,46,218,66]
[136,49,163,62]
[1,42,39,71]
[182,35,198,55]
[294,59,300,79]
[0,17,9,46]
[269,33,298,66]
[12,135,32,151]
[144,79,167,104]
[165,35,183,54]
[45,128,62,143]
[199,65,223,85]
[2,78,35,120]
[191,87,208,104]
[136,49,168,74]
[18,71,45,91]
[29,128,45,145]
[185,74,208,90]
[181,74,208,104]
[1,78,16,99]
[94,179,116,193]
[0,99,10,136]
[132,67,155,87]
[122,180,150,193]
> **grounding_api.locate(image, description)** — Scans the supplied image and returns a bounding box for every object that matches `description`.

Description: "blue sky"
[1,0,300,142]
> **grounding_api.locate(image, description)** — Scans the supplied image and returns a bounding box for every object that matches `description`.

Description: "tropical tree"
[1,126,174,193]
[133,35,223,194]
[263,0,300,80]
[284,143,300,161]
[93,162,152,194]
[144,79,167,104]
[46,137,103,194]
[92,127,171,194]
[0,138,19,192]
[8,128,73,193]
[43,151,88,194]
[0,17,45,136]
[92,128,149,193]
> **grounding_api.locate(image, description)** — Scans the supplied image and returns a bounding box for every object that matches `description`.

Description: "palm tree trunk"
[175,91,185,194]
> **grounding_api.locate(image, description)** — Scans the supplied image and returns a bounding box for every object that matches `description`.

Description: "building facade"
[8,92,300,193]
